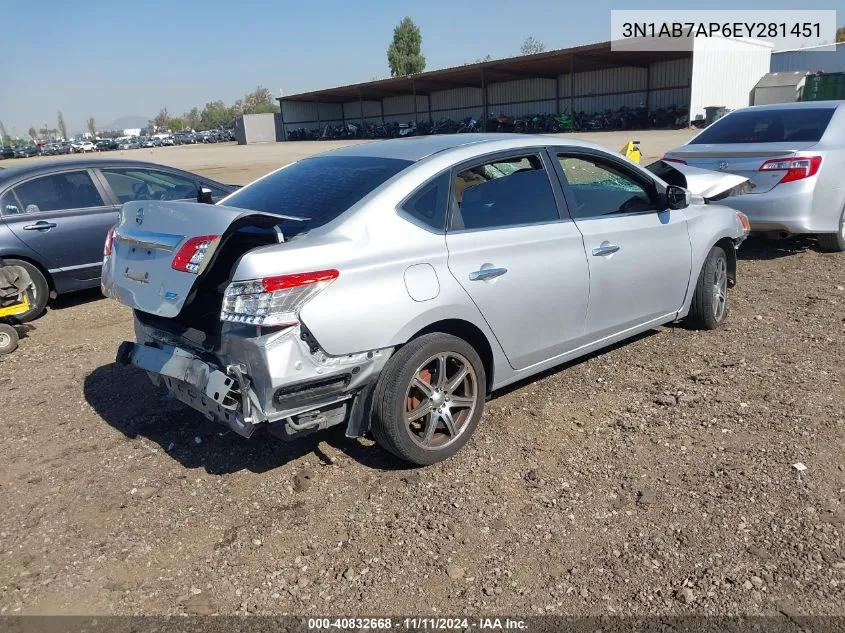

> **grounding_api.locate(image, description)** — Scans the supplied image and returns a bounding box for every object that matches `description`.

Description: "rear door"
[552,149,692,341]
[2,169,118,282]
[444,150,589,371]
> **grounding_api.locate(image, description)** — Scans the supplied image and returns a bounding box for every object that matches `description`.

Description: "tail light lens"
[759,156,822,184]
[103,225,115,256]
[662,157,687,165]
[171,235,220,273]
[221,269,339,326]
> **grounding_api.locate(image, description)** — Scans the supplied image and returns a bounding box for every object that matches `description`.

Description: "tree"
[151,107,170,132]
[200,100,233,129]
[86,117,96,137]
[184,107,201,131]
[520,36,546,55]
[27,127,37,140]
[242,86,278,115]
[57,110,67,140]
[474,54,492,63]
[168,117,185,132]
[0,121,10,145]
[837,26,844,42]
[387,17,426,77]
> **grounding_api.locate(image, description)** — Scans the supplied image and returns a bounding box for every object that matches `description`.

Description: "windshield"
[222,155,413,236]
[690,108,835,144]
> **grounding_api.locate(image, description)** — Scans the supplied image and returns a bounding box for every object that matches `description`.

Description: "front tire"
[817,206,845,252]
[685,246,729,330]
[3,259,49,322]
[371,333,486,465]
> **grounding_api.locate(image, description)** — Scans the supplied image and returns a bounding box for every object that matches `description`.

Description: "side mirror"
[197,186,214,204]
[665,184,691,210]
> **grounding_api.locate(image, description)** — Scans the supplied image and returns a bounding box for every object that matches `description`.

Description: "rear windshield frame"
[220,155,413,236]
[689,107,835,145]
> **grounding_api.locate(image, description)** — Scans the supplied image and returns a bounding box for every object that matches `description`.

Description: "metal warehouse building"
[277,37,771,138]
[771,42,845,73]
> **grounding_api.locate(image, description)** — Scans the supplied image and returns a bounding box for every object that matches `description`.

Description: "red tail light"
[171,234,220,273]
[103,226,115,256]
[662,157,687,165]
[759,156,822,184]
[221,269,340,326]
[261,269,340,292]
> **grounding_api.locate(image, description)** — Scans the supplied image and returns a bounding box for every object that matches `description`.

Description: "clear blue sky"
[0,0,839,136]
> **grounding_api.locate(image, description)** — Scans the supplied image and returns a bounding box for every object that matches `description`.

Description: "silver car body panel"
[103,134,746,437]
[665,101,845,234]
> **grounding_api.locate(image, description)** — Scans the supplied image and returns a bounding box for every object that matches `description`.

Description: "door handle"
[591,244,620,256]
[469,267,508,281]
[23,221,57,230]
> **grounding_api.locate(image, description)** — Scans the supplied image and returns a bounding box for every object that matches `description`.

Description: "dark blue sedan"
[0,159,235,320]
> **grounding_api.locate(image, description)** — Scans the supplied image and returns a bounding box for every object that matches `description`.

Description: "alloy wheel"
[404,352,478,450]
[712,255,727,321]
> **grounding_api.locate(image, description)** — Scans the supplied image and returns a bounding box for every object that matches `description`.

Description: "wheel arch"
[406,318,495,395]
[0,253,54,291]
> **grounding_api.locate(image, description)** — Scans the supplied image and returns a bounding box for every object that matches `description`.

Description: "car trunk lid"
[104,200,281,317]
[664,142,818,193]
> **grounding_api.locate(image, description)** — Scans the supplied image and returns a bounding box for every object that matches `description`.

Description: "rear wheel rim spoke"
[404,350,478,451]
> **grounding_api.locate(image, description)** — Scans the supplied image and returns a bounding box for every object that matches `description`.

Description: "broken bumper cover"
[118,319,392,439]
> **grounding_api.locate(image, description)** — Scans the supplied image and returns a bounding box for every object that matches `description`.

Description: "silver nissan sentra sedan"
[102,134,750,465]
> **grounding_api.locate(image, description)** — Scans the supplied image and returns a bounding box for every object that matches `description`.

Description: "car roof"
[0,158,218,186]
[734,100,844,112]
[312,133,604,162]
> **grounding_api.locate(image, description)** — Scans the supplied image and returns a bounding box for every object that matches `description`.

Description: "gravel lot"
[1,132,843,617]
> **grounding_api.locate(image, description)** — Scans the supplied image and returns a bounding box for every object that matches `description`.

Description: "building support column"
[481,68,488,131]
[412,79,419,127]
[358,91,365,133]
[568,55,575,115]
[278,99,287,141]
[555,75,561,115]
[315,98,322,135]
[645,64,652,113]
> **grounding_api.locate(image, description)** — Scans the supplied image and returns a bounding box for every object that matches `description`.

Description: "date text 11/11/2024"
[307,617,528,630]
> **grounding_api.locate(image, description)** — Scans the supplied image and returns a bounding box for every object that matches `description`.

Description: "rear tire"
[0,323,19,355]
[371,333,486,466]
[685,246,729,330]
[3,259,48,322]
[817,206,845,252]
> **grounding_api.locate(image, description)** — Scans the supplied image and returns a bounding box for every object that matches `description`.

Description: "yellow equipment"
[621,140,642,164]
[0,291,30,355]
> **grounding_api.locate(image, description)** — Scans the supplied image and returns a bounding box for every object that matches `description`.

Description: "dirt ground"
[1,132,843,618]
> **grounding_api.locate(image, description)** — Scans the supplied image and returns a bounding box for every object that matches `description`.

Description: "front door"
[553,151,693,341]
[3,169,118,282]
[445,151,589,371]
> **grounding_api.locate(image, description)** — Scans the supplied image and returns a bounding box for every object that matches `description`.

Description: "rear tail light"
[103,225,115,256]
[759,156,822,184]
[221,269,339,326]
[662,157,687,165]
[171,234,220,273]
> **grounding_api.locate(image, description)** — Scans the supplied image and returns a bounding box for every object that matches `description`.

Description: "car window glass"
[558,155,655,218]
[101,169,201,203]
[400,171,449,232]
[0,190,22,216]
[689,108,835,144]
[451,155,558,230]
[12,171,105,213]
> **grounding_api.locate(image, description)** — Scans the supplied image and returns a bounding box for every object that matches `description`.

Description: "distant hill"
[101,115,149,131]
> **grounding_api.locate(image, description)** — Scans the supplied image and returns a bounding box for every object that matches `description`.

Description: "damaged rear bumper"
[119,318,392,439]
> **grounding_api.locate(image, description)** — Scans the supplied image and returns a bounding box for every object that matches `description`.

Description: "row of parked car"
[0,129,236,160]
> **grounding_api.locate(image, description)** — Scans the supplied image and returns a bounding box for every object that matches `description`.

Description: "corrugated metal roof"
[279,40,692,104]
[754,72,808,88]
